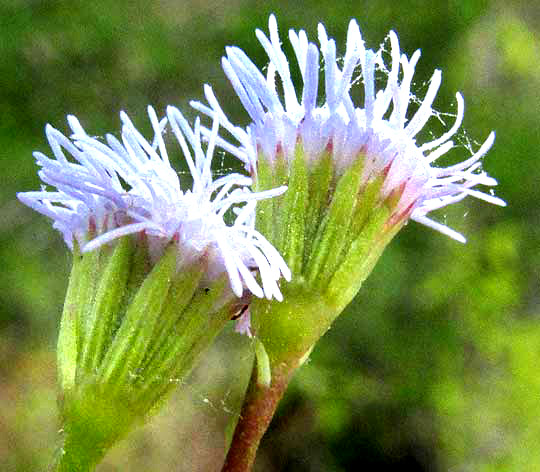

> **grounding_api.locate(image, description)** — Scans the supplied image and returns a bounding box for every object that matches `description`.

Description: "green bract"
[251,145,401,368]
[54,236,235,471]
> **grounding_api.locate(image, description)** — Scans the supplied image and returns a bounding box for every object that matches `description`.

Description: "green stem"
[221,360,296,472]
[50,428,106,472]
[50,384,136,472]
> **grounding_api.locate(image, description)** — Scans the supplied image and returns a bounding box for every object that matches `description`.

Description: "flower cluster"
[192,15,505,243]
[18,106,290,300]
[19,15,508,471]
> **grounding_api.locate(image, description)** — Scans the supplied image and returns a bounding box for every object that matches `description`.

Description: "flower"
[19,108,294,469]
[192,14,506,243]
[18,105,290,300]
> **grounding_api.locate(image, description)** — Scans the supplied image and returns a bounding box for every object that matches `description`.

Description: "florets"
[18,106,290,299]
[192,14,505,242]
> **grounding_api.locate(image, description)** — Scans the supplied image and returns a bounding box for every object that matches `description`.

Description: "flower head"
[192,14,505,243]
[18,106,290,300]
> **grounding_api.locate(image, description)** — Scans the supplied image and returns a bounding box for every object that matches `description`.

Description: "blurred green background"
[1,0,538,470]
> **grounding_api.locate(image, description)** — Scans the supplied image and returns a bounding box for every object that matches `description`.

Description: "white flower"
[192,14,506,243]
[18,106,291,300]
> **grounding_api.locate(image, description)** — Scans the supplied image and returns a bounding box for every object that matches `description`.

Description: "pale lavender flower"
[18,106,290,300]
[192,15,506,242]
[233,307,253,338]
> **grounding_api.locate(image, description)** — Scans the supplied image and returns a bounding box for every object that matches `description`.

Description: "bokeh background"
[1,0,538,470]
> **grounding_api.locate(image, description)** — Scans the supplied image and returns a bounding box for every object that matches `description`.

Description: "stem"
[49,429,105,472]
[222,360,296,472]
[49,388,132,472]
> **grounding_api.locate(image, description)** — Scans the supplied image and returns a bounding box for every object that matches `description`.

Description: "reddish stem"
[222,361,295,472]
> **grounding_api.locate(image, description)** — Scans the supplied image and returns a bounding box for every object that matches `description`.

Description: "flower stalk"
[222,359,295,472]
